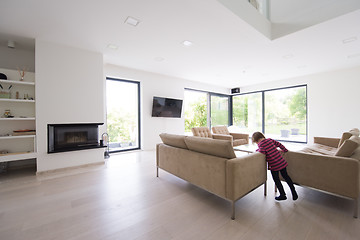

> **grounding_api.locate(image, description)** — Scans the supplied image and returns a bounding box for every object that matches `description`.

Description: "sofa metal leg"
[231,201,235,220]
[354,198,358,218]
[156,167,159,177]
[264,181,267,196]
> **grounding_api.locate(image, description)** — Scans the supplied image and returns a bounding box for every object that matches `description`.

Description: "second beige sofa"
[156,133,267,219]
[284,130,360,217]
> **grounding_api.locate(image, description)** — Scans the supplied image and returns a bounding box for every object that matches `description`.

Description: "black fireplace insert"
[48,123,105,153]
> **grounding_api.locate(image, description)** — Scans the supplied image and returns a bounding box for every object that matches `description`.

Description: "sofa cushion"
[338,132,353,148]
[233,139,248,146]
[350,136,360,160]
[335,139,359,157]
[300,143,337,156]
[159,133,188,149]
[184,136,236,159]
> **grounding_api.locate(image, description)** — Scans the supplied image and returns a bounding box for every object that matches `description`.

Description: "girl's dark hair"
[252,132,265,143]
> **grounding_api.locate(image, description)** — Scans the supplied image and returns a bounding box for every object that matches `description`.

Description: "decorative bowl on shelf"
[0,73,7,80]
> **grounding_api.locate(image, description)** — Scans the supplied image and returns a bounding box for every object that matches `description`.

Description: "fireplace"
[48,123,105,153]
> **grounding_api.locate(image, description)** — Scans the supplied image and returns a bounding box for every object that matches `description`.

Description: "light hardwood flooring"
[1,150,360,240]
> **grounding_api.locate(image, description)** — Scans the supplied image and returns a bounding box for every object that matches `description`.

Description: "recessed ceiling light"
[182,40,193,47]
[342,37,357,44]
[347,53,360,59]
[125,16,140,26]
[107,44,118,50]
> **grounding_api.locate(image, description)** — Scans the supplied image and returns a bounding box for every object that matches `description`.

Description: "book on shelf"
[12,129,36,136]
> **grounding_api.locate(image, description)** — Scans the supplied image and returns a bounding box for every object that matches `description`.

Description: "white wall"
[241,65,360,142]
[105,64,229,150]
[0,46,35,72]
[35,40,105,172]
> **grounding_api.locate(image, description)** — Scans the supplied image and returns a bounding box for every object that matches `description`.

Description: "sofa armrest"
[213,134,233,141]
[314,137,340,148]
[284,151,359,199]
[230,133,249,143]
[226,152,267,201]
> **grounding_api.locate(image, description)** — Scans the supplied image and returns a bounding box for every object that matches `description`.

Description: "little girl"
[252,132,298,201]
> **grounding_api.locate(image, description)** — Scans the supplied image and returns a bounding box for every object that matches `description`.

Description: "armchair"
[191,127,213,138]
[212,125,249,147]
[191,127,234,142]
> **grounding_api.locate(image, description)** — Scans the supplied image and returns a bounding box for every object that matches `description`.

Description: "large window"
[184,89,230,134]
[232,92,262,135]
[232,85,307,143]
[184,90,208,134]
[265,86,306,142]
[210,95,229,127]
[106,78,140,152]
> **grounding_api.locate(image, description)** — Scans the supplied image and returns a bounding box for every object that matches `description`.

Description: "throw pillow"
[349,136,360,145]
[349,136,360,160]
[349,128,360,137]
[335,139,359,157]
[338,132,352,148]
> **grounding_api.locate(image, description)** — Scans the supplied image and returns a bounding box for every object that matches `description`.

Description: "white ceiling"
[0,0,359,88]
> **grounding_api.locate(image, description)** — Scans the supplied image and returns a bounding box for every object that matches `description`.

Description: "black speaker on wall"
[231,88,240,94]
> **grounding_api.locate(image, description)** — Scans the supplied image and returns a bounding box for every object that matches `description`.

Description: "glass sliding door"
[232,92,262,134]
[106,78,140,152]
[264,86,307,142]
[210,94,229,127]
[184,89,208,135]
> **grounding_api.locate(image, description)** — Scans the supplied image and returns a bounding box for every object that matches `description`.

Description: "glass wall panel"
[264,86,306,142]
[184,90,208,135]
[106,79,140,152]
[232,92,262,134]
[210,95,229,127]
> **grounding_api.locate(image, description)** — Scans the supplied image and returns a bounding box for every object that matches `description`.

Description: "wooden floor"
[1,150,360,240]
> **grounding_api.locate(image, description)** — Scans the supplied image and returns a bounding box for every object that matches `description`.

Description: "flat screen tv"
[152,96,183,118]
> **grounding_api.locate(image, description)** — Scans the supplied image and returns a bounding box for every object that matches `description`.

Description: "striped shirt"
[256,138,288,171]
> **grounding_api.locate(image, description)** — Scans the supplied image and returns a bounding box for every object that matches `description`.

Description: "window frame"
[232,84,308,144]
[184,88,231,129]
[106,77,141,153]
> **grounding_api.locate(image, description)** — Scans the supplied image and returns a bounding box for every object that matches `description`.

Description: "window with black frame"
[264,86,307,142]
[210,94,230,127]
[232,85,307,143]
[232,92,262,135]
[184,89,230,134]
[106,78,140,152]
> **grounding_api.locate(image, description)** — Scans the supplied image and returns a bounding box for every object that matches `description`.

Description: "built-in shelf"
[0,69,36,164]
[0,152,37,162]
[0,98,35,103]
[0,79,35,85]
[0,117,35,121]
[0,135,36,140]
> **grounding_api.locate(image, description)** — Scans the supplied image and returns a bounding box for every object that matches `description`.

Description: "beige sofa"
[284,130,360,217]
[156,133,267,219]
